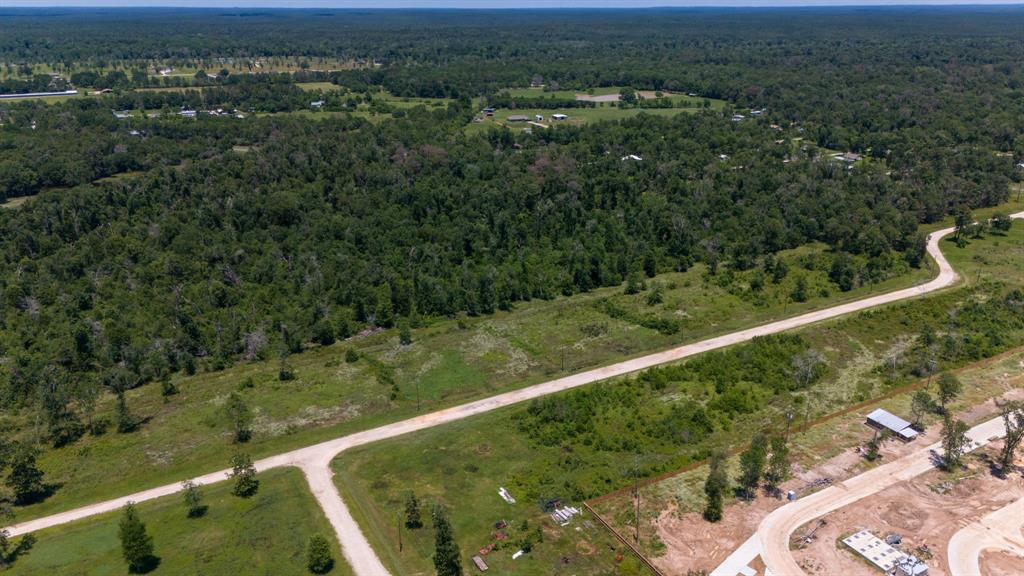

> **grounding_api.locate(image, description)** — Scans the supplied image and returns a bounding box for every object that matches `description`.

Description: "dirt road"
[6,214,1021,576]
[947,496,1024,576]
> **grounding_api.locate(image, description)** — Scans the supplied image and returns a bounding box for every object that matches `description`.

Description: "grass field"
[334,446,652,576]
[0,195,35,209]
[501,86,624,99]
[329,220,1024,576]
[6,468,350,576]
[296,81,344,92]
[467,105,717,134]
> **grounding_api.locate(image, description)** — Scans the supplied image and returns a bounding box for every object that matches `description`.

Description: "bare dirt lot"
[981,550,1024,576]
[647,362,1024,576]
[791,444,1024,576]
[652,424,941,575]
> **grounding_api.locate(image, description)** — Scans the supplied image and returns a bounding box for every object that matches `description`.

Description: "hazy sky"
[4,0,1024,7]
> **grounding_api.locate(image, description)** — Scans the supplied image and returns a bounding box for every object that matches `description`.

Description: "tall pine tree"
[119,502,154,573]
[432,505,462,576]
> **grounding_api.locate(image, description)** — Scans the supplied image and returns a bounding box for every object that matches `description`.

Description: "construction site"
[591,353,1024,576]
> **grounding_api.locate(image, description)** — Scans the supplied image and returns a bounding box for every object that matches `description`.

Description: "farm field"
[7,218,957,524]
[330,220,1024,576]
[4,468,350,576]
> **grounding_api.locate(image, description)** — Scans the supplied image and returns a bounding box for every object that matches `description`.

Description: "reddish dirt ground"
[650,387,1024,576]
[981,550,1024,575]
[791,445,1024,576]
[652,417,950,574]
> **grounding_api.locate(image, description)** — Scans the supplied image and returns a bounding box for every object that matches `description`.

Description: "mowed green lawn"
[6,468,350,576]
[331,220,1024,576]
[8,235,945,524]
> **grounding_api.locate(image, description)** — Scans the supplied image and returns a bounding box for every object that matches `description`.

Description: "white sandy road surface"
[711,416,1015,576]
[947,496,1024,576]
[6,214,1022,576]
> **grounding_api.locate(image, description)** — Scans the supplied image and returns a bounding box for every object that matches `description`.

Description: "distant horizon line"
[5,1,1024,10]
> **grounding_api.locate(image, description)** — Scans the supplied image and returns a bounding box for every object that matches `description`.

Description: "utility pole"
[398,512,403,552]
[416,381,420,412]
[634,452,640,543]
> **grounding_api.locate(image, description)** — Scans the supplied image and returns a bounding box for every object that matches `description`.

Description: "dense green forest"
[0,8,1022,450]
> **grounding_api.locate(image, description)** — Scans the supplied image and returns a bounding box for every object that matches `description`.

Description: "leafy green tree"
[229,453,259,497]
[937,372,963,413]
[829,253,856,291]
[771,259,789,283]
[998,401,1024,476]
[991,212,1014,234]
[953,205,973,241]
[313,319,336,346]
[306,534,334,574]
[432,505,462,576]
[224,392,253,443]
[160,374,178,397]
[399,320,412,346]
[738,434,768,498]
[119,502,155,573]
[344,348,359,363]
[765,436,790,489]
[791,275,808,303]
[910,390,936,428]
[5,443,45,505]
[864,429,888,462]
[116,390,137,434]
[181,480,206,518]
[703,450,728,522]
[941,415,970,471]
[405,492,423,529]
[619,86,638,106]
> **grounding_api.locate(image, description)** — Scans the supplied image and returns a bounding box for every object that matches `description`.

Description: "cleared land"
[593,221,1024,573]
[469,104,722,134]
[5,233,942,524]
[5,468,349,576]
[327,219,1021,576]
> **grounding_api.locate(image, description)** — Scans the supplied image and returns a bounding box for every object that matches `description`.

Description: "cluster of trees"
[402,494,463,576]
[0,74,70,95]
[113,460,333,574]
[486,94,595,110]
[9,96,964,419]
[703,432,791,522]
[510,335,819,501]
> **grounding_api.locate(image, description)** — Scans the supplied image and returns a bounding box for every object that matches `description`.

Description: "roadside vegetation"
[331,219,1023,574]
[1,219,948,523]
[2,468,346,575]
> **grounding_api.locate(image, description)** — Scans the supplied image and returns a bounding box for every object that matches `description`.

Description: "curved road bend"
[947,496,1024,576]
[5,213,1022,576]
[756,416,1009,576]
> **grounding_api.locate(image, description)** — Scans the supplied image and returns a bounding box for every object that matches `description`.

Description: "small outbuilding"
[866,408,918,441]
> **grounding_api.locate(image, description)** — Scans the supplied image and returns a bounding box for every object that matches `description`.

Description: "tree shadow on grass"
[3,532,38,568]
[130,555,161,574]
[187,505,209,519]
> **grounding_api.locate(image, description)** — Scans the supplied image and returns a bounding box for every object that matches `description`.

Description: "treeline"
[0,98,1012,410]
[0,74,70,95]
[486,95,595,110]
